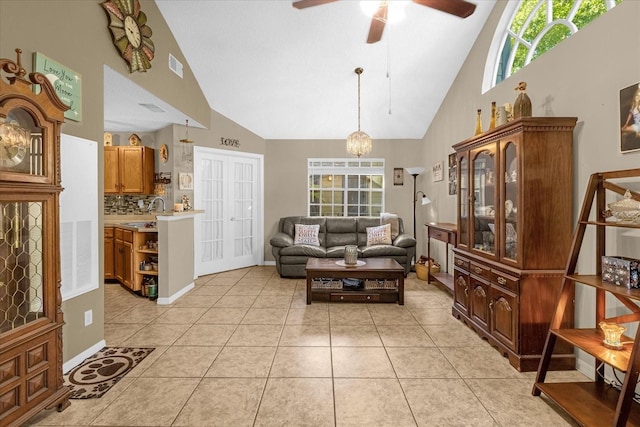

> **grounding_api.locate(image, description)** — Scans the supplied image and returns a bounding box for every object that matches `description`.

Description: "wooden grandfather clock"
[0,49,70,426]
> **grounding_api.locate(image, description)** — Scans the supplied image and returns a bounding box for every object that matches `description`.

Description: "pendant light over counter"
[346,67,372,158]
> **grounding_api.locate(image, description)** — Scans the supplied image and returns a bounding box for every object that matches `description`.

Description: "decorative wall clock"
[101,0,155,73]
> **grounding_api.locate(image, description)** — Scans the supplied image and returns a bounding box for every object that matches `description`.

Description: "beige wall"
[264,138,425,261]
[421,0,640,372]
[0,0,210,363]
[3,0,638,371]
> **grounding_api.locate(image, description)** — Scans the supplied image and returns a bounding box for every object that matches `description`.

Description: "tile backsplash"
[104,195,163,215]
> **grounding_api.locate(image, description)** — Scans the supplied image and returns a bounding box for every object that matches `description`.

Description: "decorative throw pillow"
[294,223,320,246]
[366,223,392,246]
[380,212,399,240]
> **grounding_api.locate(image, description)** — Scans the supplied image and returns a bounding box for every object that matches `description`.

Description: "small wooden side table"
[425,222,457,293]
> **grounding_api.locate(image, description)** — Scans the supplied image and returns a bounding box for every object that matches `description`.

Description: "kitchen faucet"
[147,196,166,212]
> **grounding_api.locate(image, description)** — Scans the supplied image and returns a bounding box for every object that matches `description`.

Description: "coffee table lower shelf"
[311,289,401,303]
[305,257,405,305]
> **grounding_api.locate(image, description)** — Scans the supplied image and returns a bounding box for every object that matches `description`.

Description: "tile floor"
[28,266,588,426]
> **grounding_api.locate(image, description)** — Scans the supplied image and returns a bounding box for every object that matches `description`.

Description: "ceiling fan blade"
[412,0,476,18]
[366,2,388,44]
[292,0,339,9]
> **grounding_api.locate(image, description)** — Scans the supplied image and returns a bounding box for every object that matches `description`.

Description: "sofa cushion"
[380,212,400,239]
[366,224,392,246]
[280,244,326,258]
[360,244,407,257]
[294,224,320,246]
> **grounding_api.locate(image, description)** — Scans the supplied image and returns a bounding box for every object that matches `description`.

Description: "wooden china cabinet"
[452,116,577,371]
[0,50,70,426]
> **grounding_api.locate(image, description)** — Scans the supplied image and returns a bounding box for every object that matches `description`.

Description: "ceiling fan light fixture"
[360,0,409,24]
[347,67,372,158]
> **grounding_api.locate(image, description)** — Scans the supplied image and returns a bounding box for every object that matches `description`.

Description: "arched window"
[484,0,622,91]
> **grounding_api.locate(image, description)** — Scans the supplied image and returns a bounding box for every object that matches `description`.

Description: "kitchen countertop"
[104,210,204,232]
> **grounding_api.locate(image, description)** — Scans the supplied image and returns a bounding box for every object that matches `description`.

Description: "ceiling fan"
[293,0,477,44]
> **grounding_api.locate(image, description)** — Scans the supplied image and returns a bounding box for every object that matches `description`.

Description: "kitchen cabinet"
[104,146,154,194]
[104,226,115,279]
[533,168,640,426]
[0,49,70,426]
[452,117,577,371]
[114,228,134,290]
[133,231,158,294]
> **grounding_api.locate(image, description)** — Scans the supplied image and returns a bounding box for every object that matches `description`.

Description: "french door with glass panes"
[194,147,263,275]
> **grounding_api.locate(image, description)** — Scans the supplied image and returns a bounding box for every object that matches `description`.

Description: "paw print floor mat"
[65,347,155,399]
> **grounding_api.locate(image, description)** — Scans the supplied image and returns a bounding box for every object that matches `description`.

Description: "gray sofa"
[270,216,416,277]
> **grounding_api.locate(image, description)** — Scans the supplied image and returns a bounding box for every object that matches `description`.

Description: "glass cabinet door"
[457,153,469,250]
[0,200,46,333]
[471,147,497,257]
[502,141,519,263]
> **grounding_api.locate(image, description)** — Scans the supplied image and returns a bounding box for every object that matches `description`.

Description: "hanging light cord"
[356,67,363,132]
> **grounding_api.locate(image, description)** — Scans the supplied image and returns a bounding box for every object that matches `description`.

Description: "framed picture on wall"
[393,168,404,185]
[179,172,193,190]
[620,82,640,153]
[432,161,444,182]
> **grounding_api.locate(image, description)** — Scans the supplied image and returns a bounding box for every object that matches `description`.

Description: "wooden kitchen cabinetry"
[114,228,134,290]
[104,226,115,279]
[452,117,577,371]
[110,226,157,294]
[533,168,640,426]
[133,231,158,292]
[0,49,70,426]
[104,146,154,194]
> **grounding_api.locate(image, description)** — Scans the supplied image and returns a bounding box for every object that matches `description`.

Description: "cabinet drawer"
[104,226,114,238]
[492,271,519,293]
[470,261,492,280]
[115,227,123,240]
[454,256,469,270]
[330,293,380,303]
[121,229,134,243]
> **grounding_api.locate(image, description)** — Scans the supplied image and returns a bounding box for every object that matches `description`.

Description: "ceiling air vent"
[168,54,183,78]
[138,103,165,113]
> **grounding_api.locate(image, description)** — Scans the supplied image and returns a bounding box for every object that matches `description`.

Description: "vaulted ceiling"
[105,0,496,140]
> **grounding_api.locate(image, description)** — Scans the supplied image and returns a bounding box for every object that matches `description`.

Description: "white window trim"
[483,0,619,93]
[307,158,385,217]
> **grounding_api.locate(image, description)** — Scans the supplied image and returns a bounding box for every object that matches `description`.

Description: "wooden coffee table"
[305,258,404,305]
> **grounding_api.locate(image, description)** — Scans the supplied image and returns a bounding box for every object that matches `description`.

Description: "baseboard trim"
[157,282,195,305]
[63,339,106,373]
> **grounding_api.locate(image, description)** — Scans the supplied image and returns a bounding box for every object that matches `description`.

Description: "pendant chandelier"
[346,67,372,157]
[179,119,193,165]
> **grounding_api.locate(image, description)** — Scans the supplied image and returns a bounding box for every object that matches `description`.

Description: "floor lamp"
[405,167,431,267]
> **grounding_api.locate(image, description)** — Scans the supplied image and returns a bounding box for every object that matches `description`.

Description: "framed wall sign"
[33,52,82,122]
[179,172,193,190]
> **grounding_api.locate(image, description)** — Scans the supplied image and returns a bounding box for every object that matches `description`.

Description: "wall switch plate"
[138,200,145,209]
[84,310,93,326]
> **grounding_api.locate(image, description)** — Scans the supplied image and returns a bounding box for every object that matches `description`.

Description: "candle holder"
[599,321,626,350]
[344,245,358,265]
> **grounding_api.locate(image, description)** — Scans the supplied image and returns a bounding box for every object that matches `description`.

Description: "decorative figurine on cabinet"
[513,82,532,118]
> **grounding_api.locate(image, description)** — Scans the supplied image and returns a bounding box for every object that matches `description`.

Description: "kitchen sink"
[123,222,156,228]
